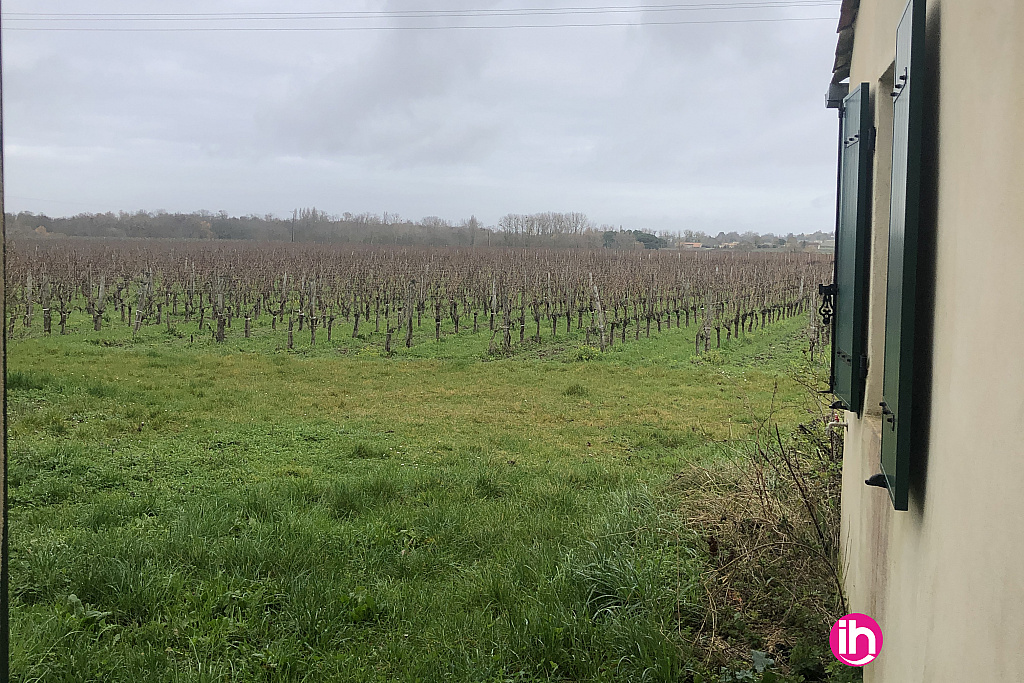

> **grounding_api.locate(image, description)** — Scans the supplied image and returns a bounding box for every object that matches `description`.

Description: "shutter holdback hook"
[818,283,836,326]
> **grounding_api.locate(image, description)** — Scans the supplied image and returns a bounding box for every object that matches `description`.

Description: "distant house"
[719,241,741,249]
[824,1,1024,681]
[682,242,702,249]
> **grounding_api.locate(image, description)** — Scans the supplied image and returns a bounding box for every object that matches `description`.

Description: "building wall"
[840,1,1024,681]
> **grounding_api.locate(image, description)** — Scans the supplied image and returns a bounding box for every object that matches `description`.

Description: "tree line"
[8,209,832,251]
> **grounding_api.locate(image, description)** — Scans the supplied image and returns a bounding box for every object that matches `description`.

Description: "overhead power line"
[3,1,840,31]
[6,2,842,22]
[2,18,839,32]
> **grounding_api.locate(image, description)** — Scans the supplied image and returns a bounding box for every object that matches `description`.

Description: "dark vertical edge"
[894,0,927,511]
[0,0,8,676]
[908,0,941,510]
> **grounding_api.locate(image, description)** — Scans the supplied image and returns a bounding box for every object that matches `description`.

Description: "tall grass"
[673,386,861,682]
[12,471,696,681]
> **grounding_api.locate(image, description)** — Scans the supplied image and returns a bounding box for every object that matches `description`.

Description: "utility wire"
[5,2,842,21]
[4,1,841,31]
[2,17,840,33]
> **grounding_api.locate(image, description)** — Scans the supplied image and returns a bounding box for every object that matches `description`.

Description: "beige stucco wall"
[839,1,1024,681]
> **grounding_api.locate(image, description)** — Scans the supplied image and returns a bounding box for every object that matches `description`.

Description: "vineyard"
[8,239,832,355]
[8,238,850,682]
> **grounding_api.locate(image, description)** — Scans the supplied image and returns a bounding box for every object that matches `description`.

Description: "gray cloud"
[259,27,499,164]
[4,0,842,233]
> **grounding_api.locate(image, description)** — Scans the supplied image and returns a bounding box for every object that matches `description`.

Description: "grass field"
[7,312,837,682]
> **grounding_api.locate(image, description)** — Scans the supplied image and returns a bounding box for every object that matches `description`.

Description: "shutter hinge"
[869,126,877,152]
[880,401,896,431]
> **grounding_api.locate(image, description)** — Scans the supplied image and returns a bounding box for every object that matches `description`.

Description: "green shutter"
[880,0,926,511]
[833,83,872,415]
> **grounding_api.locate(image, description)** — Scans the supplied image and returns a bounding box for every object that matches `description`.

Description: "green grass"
[8,312,824,682]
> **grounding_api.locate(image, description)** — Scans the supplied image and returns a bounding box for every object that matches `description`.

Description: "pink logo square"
[830,613,883,666]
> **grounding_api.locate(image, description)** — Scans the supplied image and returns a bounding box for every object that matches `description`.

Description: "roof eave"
[832,0,860,85]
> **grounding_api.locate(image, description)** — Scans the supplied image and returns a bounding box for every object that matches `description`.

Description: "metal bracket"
[865,473,889,489]
[891,67,909,98]
[818,283,836,326]
[880,401,896,431]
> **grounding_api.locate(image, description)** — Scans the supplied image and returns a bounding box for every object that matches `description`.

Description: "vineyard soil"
[9,314,830,682]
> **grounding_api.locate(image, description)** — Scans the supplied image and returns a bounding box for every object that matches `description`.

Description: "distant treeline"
[8,208,832,250]
[10,208,497,246]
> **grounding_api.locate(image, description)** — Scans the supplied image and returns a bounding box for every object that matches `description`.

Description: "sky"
[2,1,842,235]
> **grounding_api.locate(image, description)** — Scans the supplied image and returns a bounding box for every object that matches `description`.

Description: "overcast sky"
[3,1,842,235]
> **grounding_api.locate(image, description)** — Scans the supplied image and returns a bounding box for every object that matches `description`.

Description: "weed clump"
[7,370,52,391]
[350,442,388,459]
[690,349,725,366]
[573,345,601,362]
[562,382,588,397]
[84,379,119,398]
